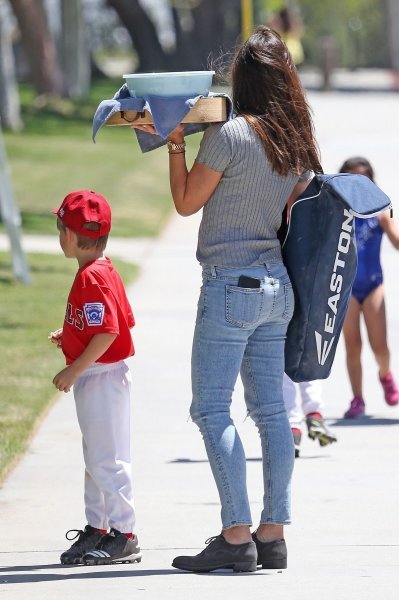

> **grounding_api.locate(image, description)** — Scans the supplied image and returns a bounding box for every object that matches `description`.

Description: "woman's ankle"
[255,524,284,543]
[222,525,252,544]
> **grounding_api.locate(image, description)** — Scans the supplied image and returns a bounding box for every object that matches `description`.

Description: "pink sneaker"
[380,372,399,406]
[344,396,365,418]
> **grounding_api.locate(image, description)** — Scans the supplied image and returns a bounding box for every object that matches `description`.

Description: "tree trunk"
[0,16,22,130]
[173,0,241,72]
[107,0,168,71]
[191,0,232,67]
[9,0,64,96]
[386,0,399,71]
[0,122,31,284]
[60,0,90,99]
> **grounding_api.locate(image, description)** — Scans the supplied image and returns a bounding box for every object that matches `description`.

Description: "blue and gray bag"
[282,173,391,382]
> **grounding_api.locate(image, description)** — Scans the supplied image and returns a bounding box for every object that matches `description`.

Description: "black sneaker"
[60,525,104,565]
[291,428,302,458]
[83,528,142,565]
[172,534,257,573]
[306,414,337,447]
[252,531,287,569]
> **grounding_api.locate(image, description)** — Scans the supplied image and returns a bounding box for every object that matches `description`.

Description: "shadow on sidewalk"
[330,416,399,427]
[169,457,262,464]
[0,564,273,583]
[0,565,179,584]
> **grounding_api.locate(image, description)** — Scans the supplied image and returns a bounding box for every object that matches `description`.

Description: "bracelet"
[167,140,186,152]
[168,149,186,155]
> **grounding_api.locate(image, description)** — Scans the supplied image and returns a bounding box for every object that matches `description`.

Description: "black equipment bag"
[282,173,391,382]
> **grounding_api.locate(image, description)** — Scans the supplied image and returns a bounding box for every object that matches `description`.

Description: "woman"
[135,26,321,573]
[339,157,399,418]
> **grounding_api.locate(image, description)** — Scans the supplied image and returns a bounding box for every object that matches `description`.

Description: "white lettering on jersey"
[65,303,94,330]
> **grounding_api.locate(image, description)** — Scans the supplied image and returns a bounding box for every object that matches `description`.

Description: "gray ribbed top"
[195,116,308,267]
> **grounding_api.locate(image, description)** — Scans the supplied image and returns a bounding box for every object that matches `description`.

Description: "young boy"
[50,190,141,566]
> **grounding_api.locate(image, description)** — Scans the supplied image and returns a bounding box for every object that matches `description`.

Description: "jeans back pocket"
[225,285,264,328]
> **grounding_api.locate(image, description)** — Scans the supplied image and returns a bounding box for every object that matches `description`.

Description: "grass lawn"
[2,79,201,237]
[0,251,138,484]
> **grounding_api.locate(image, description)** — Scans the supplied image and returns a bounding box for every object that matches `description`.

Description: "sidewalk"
[1,92,399,599]
[299,67,399,92]
[0,233,153,265]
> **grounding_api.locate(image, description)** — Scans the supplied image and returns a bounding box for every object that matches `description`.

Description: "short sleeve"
[80,284,119,334]
[299,170,314,182]
[195,123,233,173]
[127,303,135,329]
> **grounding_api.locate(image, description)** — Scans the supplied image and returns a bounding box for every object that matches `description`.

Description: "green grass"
[1,80,202,237]
[0,251,138,483]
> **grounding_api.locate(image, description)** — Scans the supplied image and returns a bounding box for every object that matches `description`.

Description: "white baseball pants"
[73,360,136,533]
[283,374,323,430]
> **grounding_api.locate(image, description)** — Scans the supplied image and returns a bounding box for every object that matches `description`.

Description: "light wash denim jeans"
[190,262,295,530]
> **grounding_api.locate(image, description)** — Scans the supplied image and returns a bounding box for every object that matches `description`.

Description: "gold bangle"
[168,150,186,155]
[167,140,186,152]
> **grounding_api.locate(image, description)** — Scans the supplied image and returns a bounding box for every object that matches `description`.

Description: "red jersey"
[62,257,135,365]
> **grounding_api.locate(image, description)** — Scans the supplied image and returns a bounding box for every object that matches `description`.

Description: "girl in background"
[340,157,399,417]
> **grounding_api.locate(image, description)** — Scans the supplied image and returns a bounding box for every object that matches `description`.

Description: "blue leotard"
[352,216,383,303]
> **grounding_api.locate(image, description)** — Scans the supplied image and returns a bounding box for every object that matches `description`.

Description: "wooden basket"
[106,97,227,126]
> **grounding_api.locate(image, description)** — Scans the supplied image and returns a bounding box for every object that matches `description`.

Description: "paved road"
[1,91,399,599]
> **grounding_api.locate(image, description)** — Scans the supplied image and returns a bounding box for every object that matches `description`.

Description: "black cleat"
[83,528,142,565]
[291,428,302,458]
[60,525,104,565]
[306,414,337,447]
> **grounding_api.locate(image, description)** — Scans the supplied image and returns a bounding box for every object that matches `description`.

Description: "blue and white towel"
[92,84,233,153]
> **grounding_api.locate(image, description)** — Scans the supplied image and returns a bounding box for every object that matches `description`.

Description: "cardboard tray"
[106,96,227,126]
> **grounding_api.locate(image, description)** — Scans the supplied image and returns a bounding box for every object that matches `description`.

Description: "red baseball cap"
[52,190,111,239]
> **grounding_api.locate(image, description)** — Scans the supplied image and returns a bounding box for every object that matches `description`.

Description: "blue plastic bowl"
[122,71,215,98]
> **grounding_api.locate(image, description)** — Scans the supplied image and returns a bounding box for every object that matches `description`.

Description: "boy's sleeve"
[80,284,120,334]
[127,301,135,329]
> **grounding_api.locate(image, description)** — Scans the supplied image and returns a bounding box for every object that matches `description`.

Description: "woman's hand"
[131,123,185,143]
[131,124,157,135]
[166,123,185,143]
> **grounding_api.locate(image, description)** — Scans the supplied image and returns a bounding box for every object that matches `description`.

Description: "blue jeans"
[190,262,295,530]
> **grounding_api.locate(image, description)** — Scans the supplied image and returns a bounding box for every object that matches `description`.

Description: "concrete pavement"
[1,91,399,598]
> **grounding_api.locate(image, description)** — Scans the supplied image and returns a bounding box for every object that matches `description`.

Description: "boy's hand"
[52,365,78,393]
[48,328,63,349]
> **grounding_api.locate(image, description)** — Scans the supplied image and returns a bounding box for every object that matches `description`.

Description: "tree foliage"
[294,0,388,68]
[5,0,392,112]
[107,0,241,72]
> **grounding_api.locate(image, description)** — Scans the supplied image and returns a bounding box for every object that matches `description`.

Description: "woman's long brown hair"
[232,26,322,176]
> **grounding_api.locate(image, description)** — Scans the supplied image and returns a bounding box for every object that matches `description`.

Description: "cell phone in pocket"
[237,275,261,289]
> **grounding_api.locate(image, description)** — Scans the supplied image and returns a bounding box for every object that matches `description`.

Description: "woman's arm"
[168,155,223,216]
[380,210,399,249]
[133,124,223,217]
[286,178,312,219]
